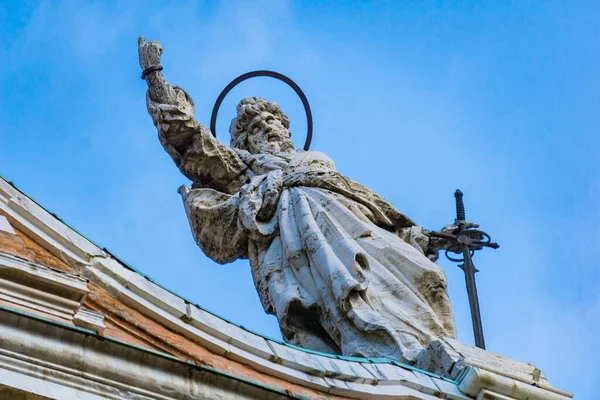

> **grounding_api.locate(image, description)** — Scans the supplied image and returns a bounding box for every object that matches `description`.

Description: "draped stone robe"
[147,88,456,363]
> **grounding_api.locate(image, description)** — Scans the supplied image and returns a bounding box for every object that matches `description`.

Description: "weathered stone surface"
[0,251,88,322]
[0,215,15,234]
[415,338,572,399]
[459,366,572,400]
[0,386,51,400]
[416,338,544,384]
[140,37,457,364]
[0,308,301,400]
[73,307,105,334]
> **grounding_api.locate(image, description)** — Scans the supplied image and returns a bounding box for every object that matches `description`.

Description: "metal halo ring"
[210,70,313,151]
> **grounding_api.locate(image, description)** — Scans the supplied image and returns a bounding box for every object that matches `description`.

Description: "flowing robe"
[147,88,456,362]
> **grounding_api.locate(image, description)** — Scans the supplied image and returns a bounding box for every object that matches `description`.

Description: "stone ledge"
[0,307,293,400]
[416,338,572,399]
[0,306,472,400]
[458,367,572,400]
[0,179,104,266]
[85,254,465,398]
[0,251,88,321]
[73,307,105,334]
[0,215,15,234]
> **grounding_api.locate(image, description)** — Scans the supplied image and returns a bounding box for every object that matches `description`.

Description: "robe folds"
[146,87,456,363]
[180,149,456,362]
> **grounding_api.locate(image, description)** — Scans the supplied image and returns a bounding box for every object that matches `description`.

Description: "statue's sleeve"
[180,187,248,264]
[146,87,249,194]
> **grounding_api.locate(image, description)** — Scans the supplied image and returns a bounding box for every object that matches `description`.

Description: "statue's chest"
[247,151,336,176]
[285,151,336,174]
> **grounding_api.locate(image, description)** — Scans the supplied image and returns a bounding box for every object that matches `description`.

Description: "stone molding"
[0,305,470,400]
[458,367,572,400]
[0,178,104,267]
[416,338,571,398]
[85,256,466,399]
[0,251,88,322]
[0,215,16,234]
[0,306,292,400]
[73,307,105,334]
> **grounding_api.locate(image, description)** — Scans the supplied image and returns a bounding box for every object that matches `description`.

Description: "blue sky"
[1,1,598,397]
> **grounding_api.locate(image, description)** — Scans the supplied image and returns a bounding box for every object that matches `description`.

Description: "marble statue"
[139,37,456,363]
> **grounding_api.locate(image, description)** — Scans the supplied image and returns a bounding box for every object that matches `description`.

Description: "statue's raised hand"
[138,36,163,75]
[138,36,176,103]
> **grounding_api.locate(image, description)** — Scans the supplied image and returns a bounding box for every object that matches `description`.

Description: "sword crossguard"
[428,189,499,263]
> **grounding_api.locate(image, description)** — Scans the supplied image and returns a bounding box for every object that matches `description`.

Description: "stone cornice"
[0,305,295,400]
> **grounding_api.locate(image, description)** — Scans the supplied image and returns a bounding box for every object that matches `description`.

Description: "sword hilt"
[455,189,466,222]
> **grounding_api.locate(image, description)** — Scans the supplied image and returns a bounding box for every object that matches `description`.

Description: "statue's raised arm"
[139,37,248,194]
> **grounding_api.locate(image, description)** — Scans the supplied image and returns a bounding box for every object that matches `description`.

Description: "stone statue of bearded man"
[139,37,456,363]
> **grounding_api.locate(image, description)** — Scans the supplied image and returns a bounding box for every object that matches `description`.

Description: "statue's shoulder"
[289,149,336,171]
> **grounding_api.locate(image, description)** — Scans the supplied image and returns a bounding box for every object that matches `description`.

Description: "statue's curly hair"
[229,97,291,150]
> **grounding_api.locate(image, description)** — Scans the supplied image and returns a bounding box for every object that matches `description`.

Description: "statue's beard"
[278,139,295,153]
[258,139,294,155]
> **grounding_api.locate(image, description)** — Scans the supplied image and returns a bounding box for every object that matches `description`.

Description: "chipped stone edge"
[73,307,106,335]
[458,366,573,400]
[417,338,573,398]
[0,215,16,234]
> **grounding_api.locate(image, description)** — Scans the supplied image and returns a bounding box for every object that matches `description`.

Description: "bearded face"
[243,111,295,155]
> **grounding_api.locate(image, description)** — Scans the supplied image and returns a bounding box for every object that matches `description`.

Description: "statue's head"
[229,97,295,154]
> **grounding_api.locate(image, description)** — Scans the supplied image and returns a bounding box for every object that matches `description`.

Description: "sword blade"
[461,245,486,349]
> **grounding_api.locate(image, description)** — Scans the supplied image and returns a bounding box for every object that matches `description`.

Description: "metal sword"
[429,190,499,349]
